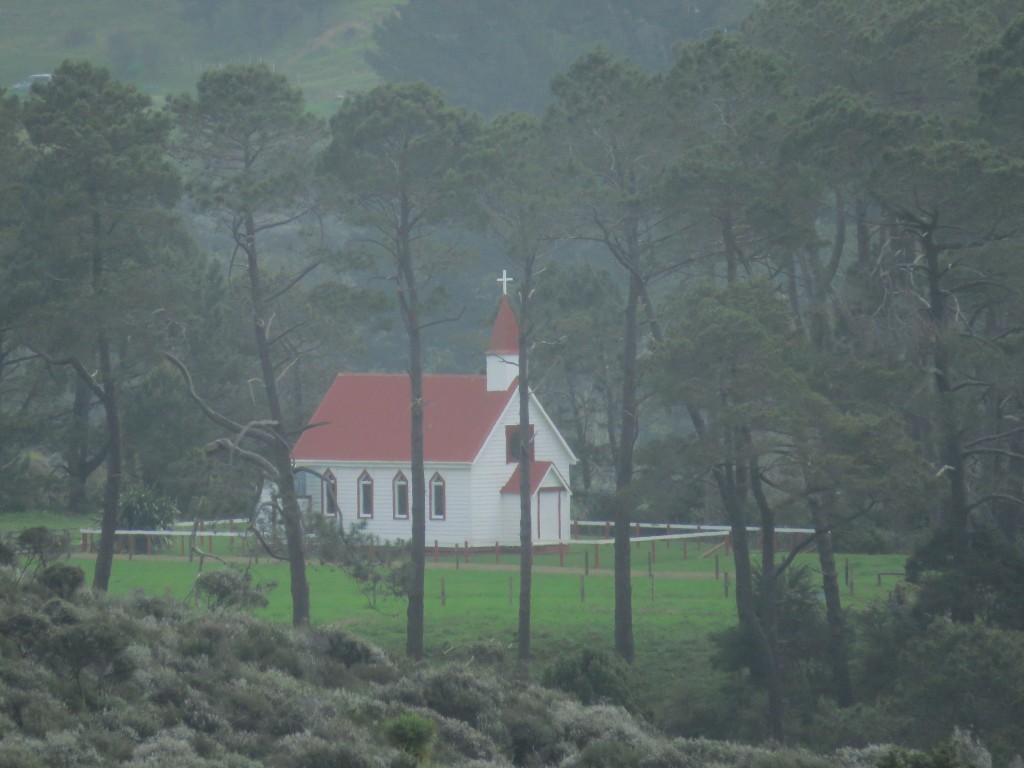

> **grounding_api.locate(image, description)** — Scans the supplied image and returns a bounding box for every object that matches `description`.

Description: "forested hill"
[0,0,402,113]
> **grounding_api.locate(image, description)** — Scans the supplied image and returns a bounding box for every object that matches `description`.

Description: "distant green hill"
[1,0,400,114]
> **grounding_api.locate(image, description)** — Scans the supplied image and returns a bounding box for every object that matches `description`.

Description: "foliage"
[542,647,638,712]
[383,712,436,764]
[193,568,274,612]
[312,521,409,609]
[15,527,69,577]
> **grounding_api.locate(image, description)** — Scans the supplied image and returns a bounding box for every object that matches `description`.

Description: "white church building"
[292,295,577,546]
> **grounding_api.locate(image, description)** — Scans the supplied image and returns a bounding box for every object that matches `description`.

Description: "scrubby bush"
[419,666,503,727]
[193,568,273,612]
[542,647,637,711]
[37,564,85,599]
[384,712,436,764]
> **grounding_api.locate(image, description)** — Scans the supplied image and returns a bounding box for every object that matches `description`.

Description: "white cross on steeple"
[497,269,514,296]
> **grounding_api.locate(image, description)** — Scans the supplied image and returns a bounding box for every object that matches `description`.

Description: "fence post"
[580,575,585,602]
[464,540,470,563]
[441,577,446,606]
[584,549,589,576]
[724,571,730,598]
[650,539,656,565]
[455,543,460,570]
[715,553,720,580]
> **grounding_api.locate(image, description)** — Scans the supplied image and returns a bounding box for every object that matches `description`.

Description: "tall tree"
[18,61,181,591]
[547,50,689,662]
[319,81,481,658]
[467,111,568,662]
[169,63,326,626]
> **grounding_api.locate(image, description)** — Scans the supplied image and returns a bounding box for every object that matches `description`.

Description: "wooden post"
[647,551,653,578]
[584,549,589,576]
[715,553,720,580]
[724,571,730,598]
[464,540,470,563]
[146,535,153,555]
[579,575,585,602]
[650,538,656,565]
[573,520,579,539]
[455,543,460,570]
[604,521,610,537]
[441,577,447,606]
[81,532,88,553]
[127,535,133,561]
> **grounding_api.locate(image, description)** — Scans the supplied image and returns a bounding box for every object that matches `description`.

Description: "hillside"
[0,0,401,113]
[0,566,935,768]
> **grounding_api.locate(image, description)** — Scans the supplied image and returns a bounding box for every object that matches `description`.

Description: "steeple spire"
[486,292,520,391]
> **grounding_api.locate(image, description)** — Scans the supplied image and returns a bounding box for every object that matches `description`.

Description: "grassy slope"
[0,0,400,114]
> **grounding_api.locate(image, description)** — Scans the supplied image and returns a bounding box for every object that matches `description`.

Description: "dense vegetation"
[0,562,1003,768]
[3,0,1024,762]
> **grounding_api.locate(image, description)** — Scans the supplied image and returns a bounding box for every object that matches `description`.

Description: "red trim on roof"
[501,461,562,495]
[293,373,516,463]
[487,296,520,355]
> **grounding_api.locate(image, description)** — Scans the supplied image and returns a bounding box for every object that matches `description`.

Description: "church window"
[505,425,535,464]
[322,470,337,516]
[430,473,446,520]
[357,471,374,519]
[393,472,409,520]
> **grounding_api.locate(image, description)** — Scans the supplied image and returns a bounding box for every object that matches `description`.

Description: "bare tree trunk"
[92,332,122,592]
[808,495,853,706]
[245,214,310,626]
[517,269,533,664]
[613,271,640,663]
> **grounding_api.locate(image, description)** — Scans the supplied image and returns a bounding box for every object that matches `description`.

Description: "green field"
[85,545,905,639]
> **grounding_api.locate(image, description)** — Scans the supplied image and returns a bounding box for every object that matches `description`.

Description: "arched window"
[357,470,374,519]
[393,471,409,520]
[429,473,446,521]
[322,470,337,517]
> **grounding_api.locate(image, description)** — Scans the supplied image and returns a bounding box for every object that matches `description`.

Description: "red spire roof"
[293,373,516,463]
[487,296,520,355]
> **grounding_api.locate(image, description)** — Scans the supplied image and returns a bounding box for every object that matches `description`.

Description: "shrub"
[37,564,85,599]
[419,667,502,726]
[571,739,646,768]
[193,568,273,612]
[383,713,436,764]
[502,692,565,767]
[16,527,68,574]
[542,648,637,712]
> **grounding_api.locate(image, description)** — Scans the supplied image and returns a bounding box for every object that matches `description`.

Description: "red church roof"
[293,373,517,463]
[500,461,562,495]
[487,296,520,355]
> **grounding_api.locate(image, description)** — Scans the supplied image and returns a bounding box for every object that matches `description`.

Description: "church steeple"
[486,294,520,391]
